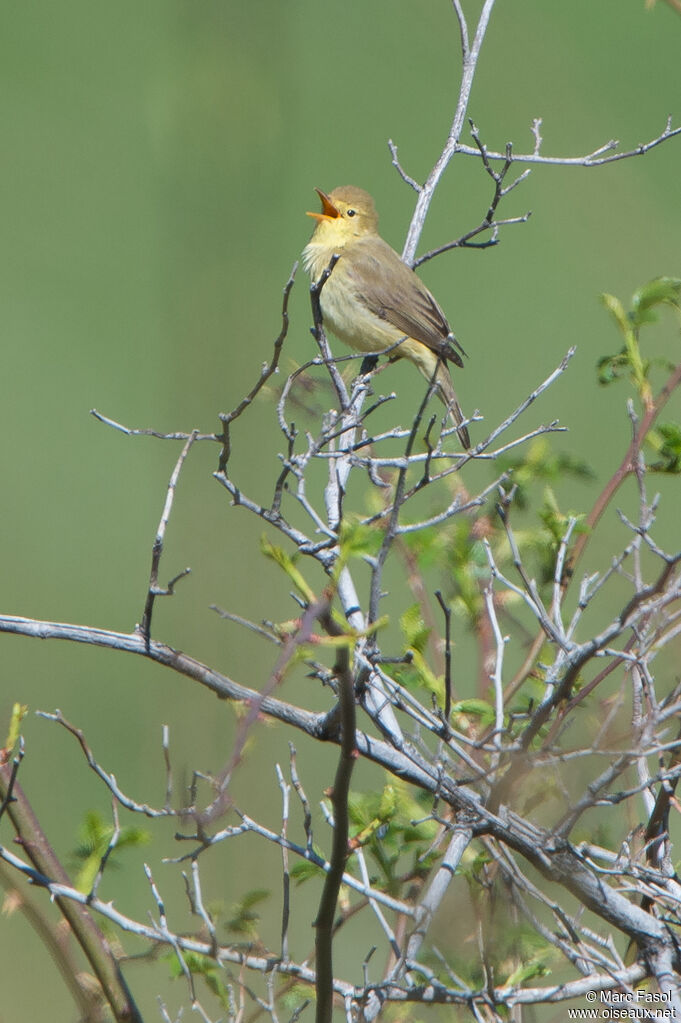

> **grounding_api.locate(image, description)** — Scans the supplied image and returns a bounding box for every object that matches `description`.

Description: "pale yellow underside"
[303,238,457,407]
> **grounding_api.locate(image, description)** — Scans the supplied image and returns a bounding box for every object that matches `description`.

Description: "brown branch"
[314,624,357,1023]
[0,862,108,1022]
[569,359,681,572]
[0,761,142,1023]
[194,591,332,832]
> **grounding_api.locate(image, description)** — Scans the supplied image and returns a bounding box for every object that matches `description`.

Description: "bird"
[303,185,471,448]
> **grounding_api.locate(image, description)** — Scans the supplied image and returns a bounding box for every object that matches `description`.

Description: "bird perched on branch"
[303,185,471,448]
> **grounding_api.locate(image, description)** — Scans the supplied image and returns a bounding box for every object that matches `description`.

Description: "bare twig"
[218,263,297,470]
[139,430,197,642]
[454,116,681,168]
[402,0,499,264]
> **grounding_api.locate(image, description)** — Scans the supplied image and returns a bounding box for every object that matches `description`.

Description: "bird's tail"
[432,360,471,449]
[397,339,471,448]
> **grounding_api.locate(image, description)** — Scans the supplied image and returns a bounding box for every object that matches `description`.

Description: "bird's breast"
[303,239,403,354]
[302,239,340,280]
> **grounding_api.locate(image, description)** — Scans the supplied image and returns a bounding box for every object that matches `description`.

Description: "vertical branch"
[568,359,681,575]
[484,583,507,771]
[276,764,292,962]
[435,590,453,721]
[309,255,348,410]
[312,269,405,740]
[403,823,474,965]
[368,368,440,626]
[402,0,498,264]
[139,431,197,643]
[218,263,297,471]
[314,636,357,1023]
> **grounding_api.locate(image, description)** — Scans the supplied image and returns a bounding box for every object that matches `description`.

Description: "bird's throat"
[302,238,344,281]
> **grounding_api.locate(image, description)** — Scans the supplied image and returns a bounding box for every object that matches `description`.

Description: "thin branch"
[195,591,333,832]
[37,709,175,817]
[414,121,532,267]
[454,116,681,168]
[403,823,473,965]
[402,0,499,264]
[276,764,292,962]
[90,410,215,442]
[139,431,197,643]
[218,263,297,470]
[569,358,681,573]
[435,591,452,721]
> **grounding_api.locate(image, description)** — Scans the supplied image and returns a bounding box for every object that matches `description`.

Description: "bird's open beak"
[306,188,340,222]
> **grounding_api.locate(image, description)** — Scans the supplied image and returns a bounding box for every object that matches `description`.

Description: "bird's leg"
[359,355,379,375]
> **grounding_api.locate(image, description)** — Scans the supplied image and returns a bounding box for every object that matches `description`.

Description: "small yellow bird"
[303,186,470,448]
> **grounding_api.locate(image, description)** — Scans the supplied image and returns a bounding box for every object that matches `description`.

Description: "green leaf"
[226,888,271,936]
[402,525,443,570]
[240,887,270,909]
[450,699,495,726]
[409,648,443,697]
[344,782,438,890]
[648,422,681,474]
[505,956,552,987]
[71,810,151,893]
[632,276,681,325]
[4,702,28,752]
[600,291,630,336]
[399,603,431,655]
[597,350,630,386]
[167,951,233,1008]
[597,279,681,400]
[500,439,594,504]
[291,857,325,884]
[260,536,316,603]
[338,518,381,560]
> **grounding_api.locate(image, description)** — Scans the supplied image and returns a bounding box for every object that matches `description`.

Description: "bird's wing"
[347,238,465,367]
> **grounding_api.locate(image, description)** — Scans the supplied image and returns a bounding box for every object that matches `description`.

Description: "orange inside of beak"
[306,188,339,222]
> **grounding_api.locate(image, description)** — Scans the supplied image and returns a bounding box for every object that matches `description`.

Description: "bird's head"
[306,186,379,243]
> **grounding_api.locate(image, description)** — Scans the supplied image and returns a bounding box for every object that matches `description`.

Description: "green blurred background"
[0,1,679,1018]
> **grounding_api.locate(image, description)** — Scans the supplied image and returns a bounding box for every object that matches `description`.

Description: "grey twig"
[139,430,197,643]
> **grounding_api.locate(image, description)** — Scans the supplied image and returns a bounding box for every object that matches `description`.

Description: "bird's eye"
[346,208,356,218]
